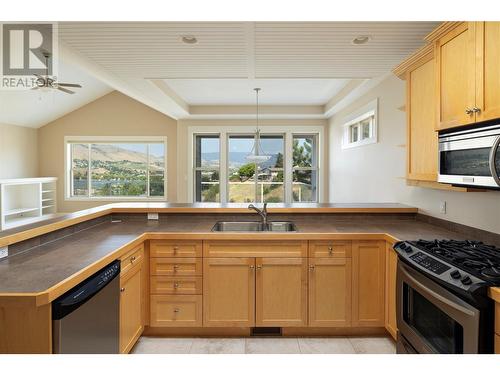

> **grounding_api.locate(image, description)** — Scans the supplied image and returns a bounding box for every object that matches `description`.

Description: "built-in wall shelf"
[0,177,57,231]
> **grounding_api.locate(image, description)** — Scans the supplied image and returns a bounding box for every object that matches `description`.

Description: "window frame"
[342,98,378,149]
[226,132,286,204]
[292,134,319,203]
[64,136,168,201]
[193,134,222,203]
[188,126,323,204]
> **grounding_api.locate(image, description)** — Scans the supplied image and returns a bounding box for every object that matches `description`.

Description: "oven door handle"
[489,135,500,186]
[401,263,476,317]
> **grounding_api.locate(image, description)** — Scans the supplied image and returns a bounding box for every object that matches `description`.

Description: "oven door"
[438,133,500,188]
[396,261,480,354]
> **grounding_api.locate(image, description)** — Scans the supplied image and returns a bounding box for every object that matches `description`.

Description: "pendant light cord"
[255,88,261,156]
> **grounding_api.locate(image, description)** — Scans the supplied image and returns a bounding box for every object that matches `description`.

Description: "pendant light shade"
[246,88,271,163]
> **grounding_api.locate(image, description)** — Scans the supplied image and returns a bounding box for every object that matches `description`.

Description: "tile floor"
[131,336,396,354]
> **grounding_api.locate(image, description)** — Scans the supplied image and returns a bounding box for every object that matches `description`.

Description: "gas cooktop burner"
[409,239,500,282]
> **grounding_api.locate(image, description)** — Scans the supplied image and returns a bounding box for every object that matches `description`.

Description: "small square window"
[342,100,377,149]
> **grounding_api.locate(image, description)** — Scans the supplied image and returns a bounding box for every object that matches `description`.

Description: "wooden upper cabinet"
[203,257,255,327]
[475,22,500,122]
[255,258,308,327]
[406,47,438,181]
[309,257,352,327]
[352,240,385,327]
[120,264,143,353]
[435,22,476,130]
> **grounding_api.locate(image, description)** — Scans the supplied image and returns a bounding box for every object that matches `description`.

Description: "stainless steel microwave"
[438,123,500,189]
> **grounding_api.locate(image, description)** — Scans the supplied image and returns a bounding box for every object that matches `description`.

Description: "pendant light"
[246,88,271,163]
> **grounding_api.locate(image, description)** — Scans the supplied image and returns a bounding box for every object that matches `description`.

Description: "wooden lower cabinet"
[120,263,144,353]
[352,240,386,327]
[385,244,398,339]
[203,257,255,327]
[256,258,308,327]
[150,295,202,327]
[308,258,352,327]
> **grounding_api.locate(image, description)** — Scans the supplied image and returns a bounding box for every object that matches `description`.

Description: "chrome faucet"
[248,203,268,226]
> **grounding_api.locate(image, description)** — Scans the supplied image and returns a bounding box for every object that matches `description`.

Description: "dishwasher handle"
[52,260,120,320]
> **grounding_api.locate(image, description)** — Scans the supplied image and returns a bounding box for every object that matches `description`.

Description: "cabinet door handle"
[465,108,474,115]
[130,256,136,262]
[309,265,315,271]
[249,265,255,270]
[256,265,262,270]
[120,287,125,292]
[472,107,481,113]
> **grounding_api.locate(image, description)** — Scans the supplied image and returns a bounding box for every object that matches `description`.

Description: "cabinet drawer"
[150,240,202,258]
[150,258,202,276]
[204,240,307,258]
[150,276,202,295]
[120,244,144,276]
[150,295,202,327]
[309,241,352,258]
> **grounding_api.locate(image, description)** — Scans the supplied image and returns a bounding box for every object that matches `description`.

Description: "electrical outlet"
[0,246,8,259]
[440,201,447,214]
[147,213,159,220]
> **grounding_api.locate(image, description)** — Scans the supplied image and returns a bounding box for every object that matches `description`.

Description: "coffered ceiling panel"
[254,22,439,78]
[59,22,250,79]
[60,21,439,80]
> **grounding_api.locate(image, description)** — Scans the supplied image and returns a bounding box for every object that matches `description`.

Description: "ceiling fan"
[32,52,82,94]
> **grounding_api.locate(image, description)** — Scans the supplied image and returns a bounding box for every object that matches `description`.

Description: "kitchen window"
[342,98,378,149]
[191,129,320,204]
[65,137,167,200]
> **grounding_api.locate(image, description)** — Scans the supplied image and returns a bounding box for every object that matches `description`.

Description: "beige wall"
[176,119,329,203]
[0,123,38,179]
[38,91,177,212]
[329,75,500,234]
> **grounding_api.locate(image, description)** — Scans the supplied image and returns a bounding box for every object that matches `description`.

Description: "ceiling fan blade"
[57,86,75,94]
[57,83,82,88]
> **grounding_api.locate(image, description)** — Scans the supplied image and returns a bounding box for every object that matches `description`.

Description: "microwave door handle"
[400,264,475,317]
[489,135,500,186]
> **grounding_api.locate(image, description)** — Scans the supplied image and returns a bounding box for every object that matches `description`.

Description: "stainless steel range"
[393,239,500,354]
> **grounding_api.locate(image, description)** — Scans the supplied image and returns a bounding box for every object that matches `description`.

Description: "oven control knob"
[461,276,472,285]
[401,244,413,253]
[450,270,461,279]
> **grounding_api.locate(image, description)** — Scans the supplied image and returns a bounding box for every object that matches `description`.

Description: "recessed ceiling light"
[181,35,198,44]
[351,35,371,45]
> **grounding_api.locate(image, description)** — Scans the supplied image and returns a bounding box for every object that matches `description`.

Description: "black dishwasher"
[52,260,120,354]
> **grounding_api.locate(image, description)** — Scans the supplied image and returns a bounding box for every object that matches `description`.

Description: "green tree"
[238,163,256,181]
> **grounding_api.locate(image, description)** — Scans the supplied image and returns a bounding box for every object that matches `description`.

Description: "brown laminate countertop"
[0,212,470,298]
[0,202,417,247]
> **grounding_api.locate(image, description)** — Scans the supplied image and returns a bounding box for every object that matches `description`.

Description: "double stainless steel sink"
[211,221,297,232]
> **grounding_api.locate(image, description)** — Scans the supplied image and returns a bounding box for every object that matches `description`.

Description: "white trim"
[64,136,168,201]
[341,98,378,150]
[187,125,324,204]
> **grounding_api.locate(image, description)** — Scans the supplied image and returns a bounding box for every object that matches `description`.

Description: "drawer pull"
[173,246,179,252]
[173,265,180,271]
[173,282,180,289]
[130,256,136,263]
[173,308,180,313]
[120,287,125,292]
[309,265,315,271]
[328,246,333,254]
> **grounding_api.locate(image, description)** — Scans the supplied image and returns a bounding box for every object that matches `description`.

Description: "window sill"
[65,197,167,202]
